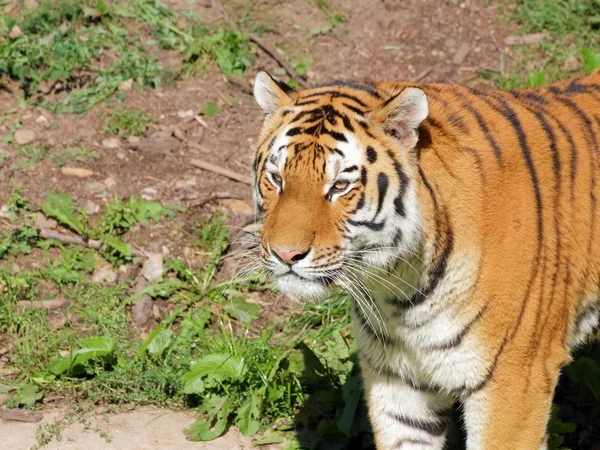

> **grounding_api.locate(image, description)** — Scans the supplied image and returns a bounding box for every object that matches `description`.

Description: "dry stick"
[38,229,145,258]
[411,67,433,83]
[0,408,44,423]
[190,158,252,185]
[211,0,309,88]
[189,192,244,208]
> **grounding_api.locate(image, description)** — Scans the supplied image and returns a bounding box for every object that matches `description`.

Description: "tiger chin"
[251,69,600,450]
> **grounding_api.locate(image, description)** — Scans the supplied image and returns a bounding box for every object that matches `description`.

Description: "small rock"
[150,130,172,139]
[131,294,153,327]
[221,199,254,217]
[104,177,116,189]
[92,267,117,285]
[0,204,12,219]
[141,253,163,282]
[35,115,49,126]
[453,43,471,65]
[126,135,140,144]
[119,79,133,92]
[152,303,161,320]
[84,200,100,215]
[84,181,106,194]
[33,213,57,230]
[23,0,39,10]
[562,56,579,72]
[174,179,196,189]
[61,167,94,178]
[101,137,121,149]
[14,129,36,146]
[82,6,101,18]
[177,110,195,119]
[141,186,157,201]
[117,152,126,160]
[8,25,22,39]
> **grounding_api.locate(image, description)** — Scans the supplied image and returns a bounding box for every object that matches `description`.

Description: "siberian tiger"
[251,70,600,450]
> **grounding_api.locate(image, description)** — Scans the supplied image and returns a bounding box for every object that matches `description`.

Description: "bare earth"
[1,407,278,450]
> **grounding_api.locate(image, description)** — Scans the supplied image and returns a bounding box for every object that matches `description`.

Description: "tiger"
[250,69,600,450]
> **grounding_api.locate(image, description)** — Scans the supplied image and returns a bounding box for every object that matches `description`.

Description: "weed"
[103,109,153,137]
[48,147,100,167]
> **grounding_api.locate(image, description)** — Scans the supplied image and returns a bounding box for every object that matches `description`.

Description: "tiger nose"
[271,247,310,265]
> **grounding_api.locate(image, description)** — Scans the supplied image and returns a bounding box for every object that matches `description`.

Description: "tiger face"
[252,72,429,298]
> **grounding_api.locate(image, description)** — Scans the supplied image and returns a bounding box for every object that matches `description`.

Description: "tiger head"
[252,72,429,299]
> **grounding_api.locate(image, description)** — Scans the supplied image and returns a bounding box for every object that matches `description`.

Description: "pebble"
[104,177,116,189]
[8,25,22,39]
[562,56,579,72]
[221,199,254,217]
[117,152,126,160]
[118,79,133,92]
[14,129,36,145]
[453,43,471,65]
[92,267,118,285]
[141,253,164,283]
[84,200,100,215]
[84,182,106,194]
[177,110,195,119]
[132,294,153,327]
[141,187,157,200]
[126,135,140,144]
[35,115,49,126]
[61,167,94,178]
[101,137,121,149]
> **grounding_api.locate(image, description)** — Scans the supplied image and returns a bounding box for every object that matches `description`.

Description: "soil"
[0,0,517,447]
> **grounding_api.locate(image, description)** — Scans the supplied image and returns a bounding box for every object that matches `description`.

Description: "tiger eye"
[333,180,349,191]
[271,173,282,185]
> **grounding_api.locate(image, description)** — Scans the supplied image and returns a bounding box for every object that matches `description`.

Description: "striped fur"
[251,71,600,450]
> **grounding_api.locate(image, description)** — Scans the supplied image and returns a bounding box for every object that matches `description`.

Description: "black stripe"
[342,165,358,172]
[386,412,449,437]
[300,90,368,107]
[348,218,386,231]
[375,172,389,216]
[366,146,377,163]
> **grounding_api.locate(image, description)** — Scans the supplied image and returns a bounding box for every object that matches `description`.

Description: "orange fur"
[253,71,600,449]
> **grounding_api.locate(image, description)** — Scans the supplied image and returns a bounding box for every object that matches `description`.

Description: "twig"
[211,0,309,88]
[38,229,144,257]
[0,408,43,423]
[189,192,244,208]
[411,67,433,83]
[190,158,252,185]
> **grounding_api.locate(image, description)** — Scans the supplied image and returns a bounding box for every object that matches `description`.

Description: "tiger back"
[251,70,600,450]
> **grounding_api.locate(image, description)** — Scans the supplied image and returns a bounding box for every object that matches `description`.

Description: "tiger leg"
[362,368,454,450]
[461,352,565,450]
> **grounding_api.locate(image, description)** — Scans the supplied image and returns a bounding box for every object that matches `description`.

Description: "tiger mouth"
[275,270,337,286]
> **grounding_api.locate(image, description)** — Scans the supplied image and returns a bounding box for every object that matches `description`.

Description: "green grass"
[490,0,600,88]
[103,109,153,137]
[0,0,255,113]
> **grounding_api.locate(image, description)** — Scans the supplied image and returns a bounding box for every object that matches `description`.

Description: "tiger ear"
[253,71,295,115]
[374,87,429,140]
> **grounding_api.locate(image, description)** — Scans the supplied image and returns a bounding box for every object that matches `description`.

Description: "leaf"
[253,429,284,445]
[147,328,173,355]
[336,375,362,437]
[0,384,15,393]
[184,396,233,441]
[41,191,88,236]
[567,356,600,401]
[294,63,307,75]
[582,46,600,73]
[200,101,220,117]
[237,392,261,436]
[49,336,115,375]
[223,297,260,324]
[182,354,244,394]
[13,383,43,407]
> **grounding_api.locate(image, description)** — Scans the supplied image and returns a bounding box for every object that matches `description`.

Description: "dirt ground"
[1,407,279,450]
[0,0,517,447]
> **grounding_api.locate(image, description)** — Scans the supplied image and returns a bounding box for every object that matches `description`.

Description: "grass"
[103,108,153,137]
[0,0,255,113]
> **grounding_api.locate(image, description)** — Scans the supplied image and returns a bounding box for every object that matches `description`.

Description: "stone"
[177,110,195,119]
[84,200,100,215]
[562,56,579,72]
[92,267,117,285]
[84,182,106,195]
[104,177,116,189]
[101,137,121,149]
[61,167,94,178]
[119,79,133,91]
[8,25,22,39]
[131,294,153,327]
[221,199,254,217]
[126,135,140,144]
[453,43,471,65]
[141,252,163,283]
[14,129,35,145]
